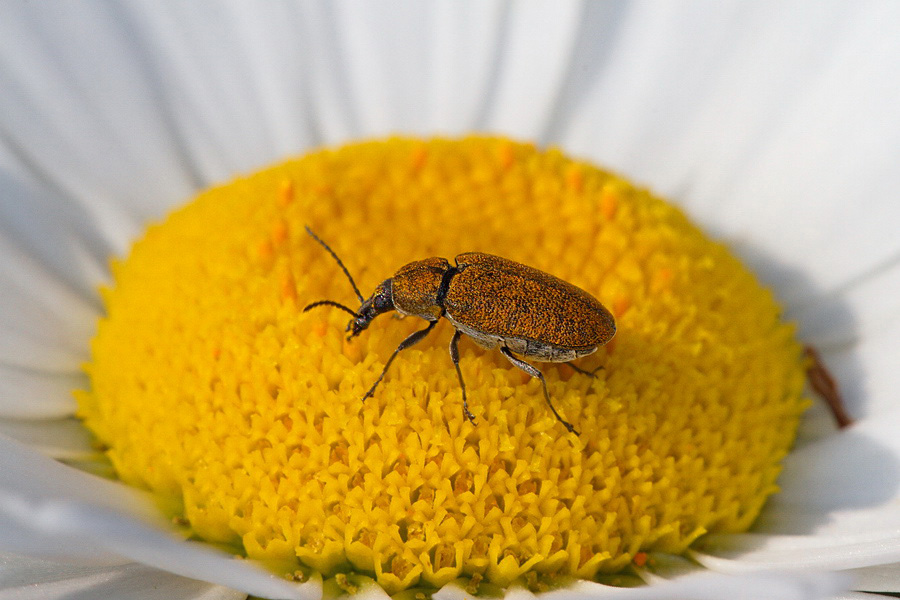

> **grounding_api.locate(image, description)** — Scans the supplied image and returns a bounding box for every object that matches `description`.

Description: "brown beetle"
[304,227,616,434]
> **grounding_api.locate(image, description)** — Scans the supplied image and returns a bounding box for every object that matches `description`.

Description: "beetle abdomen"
[443,252,616,354]
[443,315,599,362]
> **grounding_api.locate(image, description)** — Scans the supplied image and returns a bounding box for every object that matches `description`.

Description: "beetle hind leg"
[500,347,579,435]
[449,329,477,424]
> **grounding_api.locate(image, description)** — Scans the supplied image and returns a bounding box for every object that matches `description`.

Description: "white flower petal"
[429,569,849,600]
[842,562,900,593]
[4,501,318,600]
[691,412,900,579]
[0,237,99,372]
[540,570,848,600]
[194,3,324,159]
[116,0,324,180]
[428,2,510,134]
[0,4,197,229]
[770,410,900,514]
[348,582,391,600]
[316,1,582,141]
[475,1,582,140]
[0,154,114,297]
[791,265,900,425]
[0,418,94,459]
[0,435,317,599]
[828,594,895,600]
[639,552,706,582]
[503,585,538,600]
[693,532,900,576]
[0,366,80,420]
[330,2,445,137]
[0,499,318,600]
[0,552,246,600]
[0,434,157,520]
[562,1,900,297]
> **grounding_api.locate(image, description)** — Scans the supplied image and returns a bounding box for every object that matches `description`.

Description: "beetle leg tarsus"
[566,361,603,378]
[449,329,477,424]
[501,347,579,435]
[361,320,438,402]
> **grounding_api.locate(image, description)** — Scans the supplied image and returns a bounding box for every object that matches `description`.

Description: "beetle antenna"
[303,299,358,317]
[305,226,364,303]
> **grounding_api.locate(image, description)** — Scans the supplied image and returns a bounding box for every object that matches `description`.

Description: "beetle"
[303,227,616,434]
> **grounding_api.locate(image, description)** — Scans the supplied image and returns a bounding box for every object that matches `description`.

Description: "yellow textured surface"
[77,137,809,593]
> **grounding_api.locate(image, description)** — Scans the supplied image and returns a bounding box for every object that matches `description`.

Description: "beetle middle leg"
[362,320,438,401]
[500,347,579,435]
[566,362,603,378]
[449,329,477,424]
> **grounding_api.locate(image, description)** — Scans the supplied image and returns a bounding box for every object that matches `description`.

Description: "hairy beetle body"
[443,252,616,359]
[304,228,616,434]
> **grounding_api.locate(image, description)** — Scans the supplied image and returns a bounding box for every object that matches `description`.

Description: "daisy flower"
[1,3,898,600]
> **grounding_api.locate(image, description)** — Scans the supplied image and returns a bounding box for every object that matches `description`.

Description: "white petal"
[791,265,900,425]
[347,582,391,600]
[5,500,319,600]
[691,412,900,578]
[0,434,157,519]
[842,562,900,593]
[827,594,895,600]
[771,410,900,514]
[0,435,318,599]
[539,570,848,600]
[0,553,246,600]
[428,1,510,134]
[117,0,325,177]
[0,366,81,420]
[0,418,94,459]
[504,585,538,600]
[0,235,99,373]
[562,2,900,297]
[0,156,113,299]
[694,529,900,574]
[430,569,850,600]
[0,3,224,221]
[330,2,442,136]
[476,1,582,140]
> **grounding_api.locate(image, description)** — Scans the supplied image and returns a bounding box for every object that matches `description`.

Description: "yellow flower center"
[77,137,808,594]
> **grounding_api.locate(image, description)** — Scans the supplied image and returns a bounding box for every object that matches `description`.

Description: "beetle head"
[348,279,394,338]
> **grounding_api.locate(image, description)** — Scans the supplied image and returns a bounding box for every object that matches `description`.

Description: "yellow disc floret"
[77,137,809,593]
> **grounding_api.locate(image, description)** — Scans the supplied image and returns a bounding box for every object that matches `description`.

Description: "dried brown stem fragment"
[805,346,854,429]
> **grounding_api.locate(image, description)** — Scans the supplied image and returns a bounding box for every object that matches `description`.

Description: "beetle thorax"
[390,257,453,321]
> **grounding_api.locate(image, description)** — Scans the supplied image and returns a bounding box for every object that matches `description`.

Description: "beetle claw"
[566,361,603,379]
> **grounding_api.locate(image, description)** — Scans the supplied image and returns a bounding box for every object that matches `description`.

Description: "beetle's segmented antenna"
[305,226,364,303]
[303,299,357,317]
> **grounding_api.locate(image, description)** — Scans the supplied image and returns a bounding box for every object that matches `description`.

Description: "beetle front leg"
[361,320,438,402]
[501,347,579,435]
[449,329,477,424]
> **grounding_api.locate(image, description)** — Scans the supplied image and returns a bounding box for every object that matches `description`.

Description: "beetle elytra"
[303,227,616,434]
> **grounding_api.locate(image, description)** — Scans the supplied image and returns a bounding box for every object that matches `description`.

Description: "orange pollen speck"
[601,188,619,219]
[279,179,295,207]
